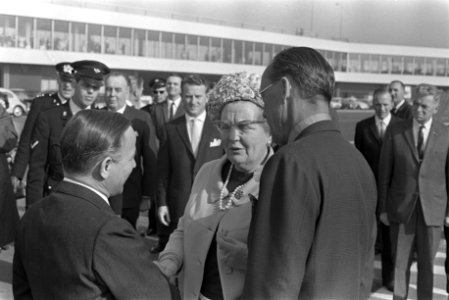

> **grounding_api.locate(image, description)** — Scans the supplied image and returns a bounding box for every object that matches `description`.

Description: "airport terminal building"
[0,1,448,104]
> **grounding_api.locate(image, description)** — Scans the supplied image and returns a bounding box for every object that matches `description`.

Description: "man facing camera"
[379,83,449,300]
[104,72,158,225]
[13,110,171,300]
[354,88,401,291]
[389,80,412,119]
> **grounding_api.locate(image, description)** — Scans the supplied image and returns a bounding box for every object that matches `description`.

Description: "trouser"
[444,225,449,293]
[390,203,441,300]
[380,222,394,285]
[122,206,140,229]
[156,220,178,248]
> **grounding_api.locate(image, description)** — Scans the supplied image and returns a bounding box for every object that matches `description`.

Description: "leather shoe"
[150,243,165,254]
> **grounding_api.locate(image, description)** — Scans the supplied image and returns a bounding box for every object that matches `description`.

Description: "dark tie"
[417,125,425,160]
[169,102,175,120]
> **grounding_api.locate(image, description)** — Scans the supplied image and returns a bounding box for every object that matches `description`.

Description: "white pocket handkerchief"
[209,138,221,147]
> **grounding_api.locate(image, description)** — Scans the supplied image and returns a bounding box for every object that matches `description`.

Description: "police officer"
[11,62,75,204]
[26,60,110,206]
[141,77,167,115]
[140,77,167,236]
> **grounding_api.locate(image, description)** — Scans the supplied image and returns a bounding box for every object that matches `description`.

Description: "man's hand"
[139,196,151,212]
[11,176,21,194]
[158,206,171,226]
[445,216,449,226]
[380,212,390,226]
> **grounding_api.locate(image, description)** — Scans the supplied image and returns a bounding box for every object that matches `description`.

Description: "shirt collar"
[395,99,405,110]
[375,113,391,125]
[185,110,206,123]
[69,100,90,115]
[63,177,109,205]
[115,104,127,114]
[413,117,433,130]
[287,113,332,143]
[57,92,69,104]
[167,96,182,107]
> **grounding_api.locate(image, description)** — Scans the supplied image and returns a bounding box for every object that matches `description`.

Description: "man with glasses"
[150,74,185,143]
[141,77,169,236]
[26,60,110,205]
[141,77,167,115]
[151,74,222,253]
[242,47,377,299]
[11,62,76,207]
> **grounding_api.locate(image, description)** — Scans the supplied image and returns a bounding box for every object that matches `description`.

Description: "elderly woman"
[157,72,272,300]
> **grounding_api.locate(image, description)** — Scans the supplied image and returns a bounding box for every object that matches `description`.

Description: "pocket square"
[210,138,221,147]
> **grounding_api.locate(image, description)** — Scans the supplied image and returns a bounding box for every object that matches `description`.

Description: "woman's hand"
[217,234,248,271]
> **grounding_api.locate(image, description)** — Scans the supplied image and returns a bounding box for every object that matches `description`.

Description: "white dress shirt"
[413,117,432,148]
[167,96,182,118]
[185,111,206,155]
[375,114,392,137]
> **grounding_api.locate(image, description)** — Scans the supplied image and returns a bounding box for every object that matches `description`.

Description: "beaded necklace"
[217,164,252,211]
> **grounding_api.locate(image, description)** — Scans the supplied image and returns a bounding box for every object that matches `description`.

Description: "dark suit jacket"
[354,115,401,181]
[242,121,377,300]
[378,119,449,226]
[26,102,72,205]
[13,181,171,300]
[111,106,158,209]
[156,114,223,228]
[12,92,65,179]
[151,100,185,143]
[392,101,412,119]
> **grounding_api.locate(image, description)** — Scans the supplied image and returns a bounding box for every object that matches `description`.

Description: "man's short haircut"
[60,110,131,175]
[415,83,441,102]
[373,88,391,102]
[182,74,209,92]
[167,73,183,82]
[268,47,335,102]
[389,80,405,90]
[106,71,131,88]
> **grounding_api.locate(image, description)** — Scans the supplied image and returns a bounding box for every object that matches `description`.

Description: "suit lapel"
[402,120,419,162]
[369,117,381,143]
[175,117,194,156]
[194,116,213,171]
[423,121,441,159]
[175,102,185,119]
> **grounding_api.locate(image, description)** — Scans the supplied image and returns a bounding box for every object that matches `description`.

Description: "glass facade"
[0,14,448,77]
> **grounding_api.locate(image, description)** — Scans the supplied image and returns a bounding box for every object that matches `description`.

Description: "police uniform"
[141,77,166,115]
[26,60,110,206]
[11,62,74,206]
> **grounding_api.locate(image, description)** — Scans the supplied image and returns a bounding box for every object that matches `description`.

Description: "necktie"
[190,118,200,157]
[417,125,425,160]
[379,121,385,140]
[169,102,175,120]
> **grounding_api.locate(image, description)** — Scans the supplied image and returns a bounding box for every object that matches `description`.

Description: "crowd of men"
[8,49,449,299]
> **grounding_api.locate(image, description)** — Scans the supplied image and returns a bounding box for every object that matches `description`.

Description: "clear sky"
[49,0,449,48]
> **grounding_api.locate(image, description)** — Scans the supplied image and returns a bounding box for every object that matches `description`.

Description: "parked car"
[0,88,28,117]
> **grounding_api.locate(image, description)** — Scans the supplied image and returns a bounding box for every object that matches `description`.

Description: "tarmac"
[1,197,449,299]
